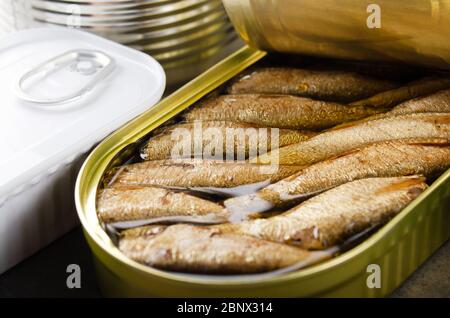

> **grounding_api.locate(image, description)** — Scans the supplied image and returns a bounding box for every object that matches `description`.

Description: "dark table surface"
[0,227,448,298]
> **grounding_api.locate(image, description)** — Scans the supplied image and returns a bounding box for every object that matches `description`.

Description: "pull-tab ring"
[14,49,115,106]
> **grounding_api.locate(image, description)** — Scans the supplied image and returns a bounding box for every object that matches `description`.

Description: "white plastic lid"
[0,27,165,202]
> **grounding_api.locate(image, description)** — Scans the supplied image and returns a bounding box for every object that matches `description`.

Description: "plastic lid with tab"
[0,27,165,202]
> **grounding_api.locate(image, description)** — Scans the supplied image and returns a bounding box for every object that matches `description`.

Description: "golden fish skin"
[331,89,450,129]
[227,67,398,102]
[387,88,450,115]
[219,176,427,250]
[119,224,319,274]
[226,138,450,214]
[140,120,315,160]
[106,159,303,189]
[256,113,450,166]
[97,186,226,224]
[183,94,384,130]
[350,76,450,108]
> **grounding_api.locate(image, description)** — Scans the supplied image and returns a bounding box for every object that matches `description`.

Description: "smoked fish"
[119,224,332,274]
[140,120,315,160]
[255,113,450,166]
[386,88,450,115]
[97,186,227,225]
[226,138,450,214]
[331,89,450,129]
[106,159,303,190]
[226,67,398,102]
[184,94,385,130]
[351,76,450,108]
[219,176,427,249]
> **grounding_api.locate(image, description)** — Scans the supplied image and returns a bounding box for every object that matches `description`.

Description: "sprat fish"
[227,67,398,102]
[219,176,427,249]
[226,138,450,214]
[119,224,333,274]
[141,120,315,160]
[350,76,450,108]
[106,159,303,191]
[184,94,385,130]
[255,113,450,166]
[331,89,450,129]
[97,186,227,226]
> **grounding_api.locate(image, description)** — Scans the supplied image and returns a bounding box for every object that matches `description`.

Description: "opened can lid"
[0,27,165,201]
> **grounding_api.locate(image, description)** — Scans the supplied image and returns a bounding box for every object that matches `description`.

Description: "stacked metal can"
[29,0,242,87]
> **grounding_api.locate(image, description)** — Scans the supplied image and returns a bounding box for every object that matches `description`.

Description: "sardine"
[226,138,450,214]
[106,159,303,191]
[384,88,450,115]
[227,67,398,102]
[118,224,332,274]
[255,113,450,166]
[97,186,227,225]
[331,89,450,129]
[350,76,450,108]
[140,120,315,160]
[184,94,385,130]
[219,176,427,249]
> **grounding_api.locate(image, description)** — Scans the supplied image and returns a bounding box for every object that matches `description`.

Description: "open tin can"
[75,47,450,297]
[223,0,450,70]
[75,1,450,297]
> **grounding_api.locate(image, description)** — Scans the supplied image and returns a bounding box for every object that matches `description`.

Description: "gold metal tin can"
[223,0,450,70]
[75,46,450,297]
